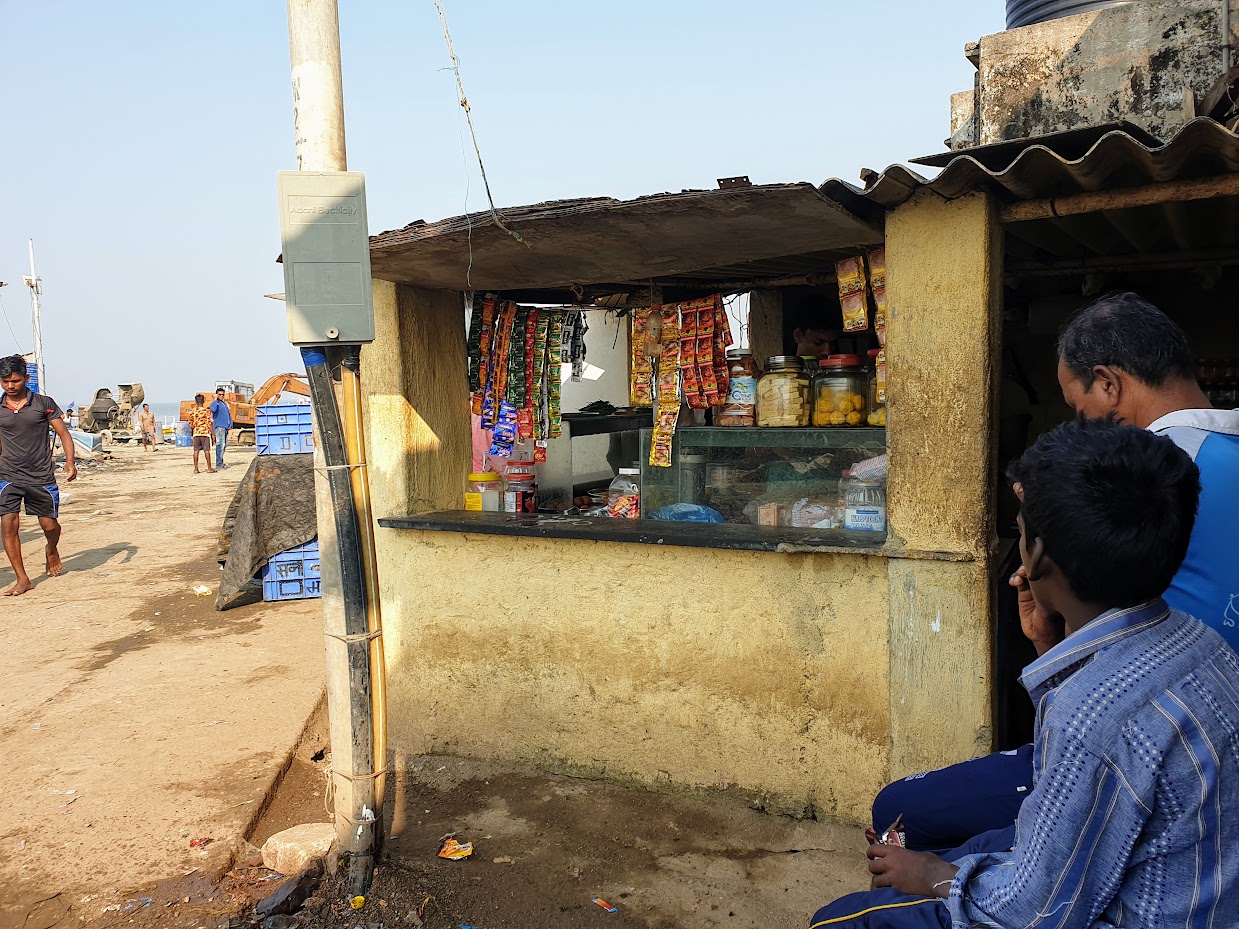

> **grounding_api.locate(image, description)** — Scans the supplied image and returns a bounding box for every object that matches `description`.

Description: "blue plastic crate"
[174,434,192,447]
[260,541,321,602]
[255,404,314,456]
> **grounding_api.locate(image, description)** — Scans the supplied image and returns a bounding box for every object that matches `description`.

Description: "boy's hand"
[1010,565,1064,655]
[867,845,958,898]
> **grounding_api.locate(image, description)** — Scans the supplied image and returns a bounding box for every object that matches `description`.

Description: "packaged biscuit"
[868,248,887,347]
[841,290,869,334]
[837,256,870,333]
[836,256,867,296]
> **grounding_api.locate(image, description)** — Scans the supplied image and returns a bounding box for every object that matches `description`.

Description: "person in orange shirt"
[186,394,215,474]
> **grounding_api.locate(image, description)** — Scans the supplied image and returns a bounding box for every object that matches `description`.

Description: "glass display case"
[639,427,887,537]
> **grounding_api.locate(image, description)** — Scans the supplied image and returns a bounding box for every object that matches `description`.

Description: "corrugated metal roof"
[820,118,1239,270]
[821,118,1239,212]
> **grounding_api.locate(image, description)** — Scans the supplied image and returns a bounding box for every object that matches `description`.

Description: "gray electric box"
[277,171,375,345]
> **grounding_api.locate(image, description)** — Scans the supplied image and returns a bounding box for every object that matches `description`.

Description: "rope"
[433,0,525,246]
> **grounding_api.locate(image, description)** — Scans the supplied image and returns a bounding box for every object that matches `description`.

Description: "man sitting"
[811,419,1239,927]
[870,292,1239,853]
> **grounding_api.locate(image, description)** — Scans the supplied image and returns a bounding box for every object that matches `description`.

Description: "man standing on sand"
[137,403,158,451]
[187,394,215,474]
[0,354,77,596]
[209,387,232,470]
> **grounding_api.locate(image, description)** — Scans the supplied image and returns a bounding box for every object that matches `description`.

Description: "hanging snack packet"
[837,256,870,333]
[868,247,887,348]
[489,401,520,458]
[467,292,485,394]
[547,314,566,437]
[877,349,887,404]
[630,309,656,406]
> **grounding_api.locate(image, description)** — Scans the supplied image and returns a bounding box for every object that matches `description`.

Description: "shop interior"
[462,264,891,549]
[992,188,1239,746]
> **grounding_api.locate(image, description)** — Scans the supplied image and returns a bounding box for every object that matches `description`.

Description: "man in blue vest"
[866,292,1239,856]
[209,388,233,471]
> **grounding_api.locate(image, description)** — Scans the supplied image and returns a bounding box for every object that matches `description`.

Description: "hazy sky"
[0,1,1005,406]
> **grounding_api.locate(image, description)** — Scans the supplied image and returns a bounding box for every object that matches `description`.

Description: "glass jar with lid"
[757,356,810,427]
[717,349,759,427]
[812,354,867,427]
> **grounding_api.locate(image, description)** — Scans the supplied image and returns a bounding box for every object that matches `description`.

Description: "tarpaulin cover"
[216,453,317,610]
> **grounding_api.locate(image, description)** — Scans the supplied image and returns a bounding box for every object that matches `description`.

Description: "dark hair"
[1008,419,1199,607]
[216,387,225,393]
[1057,292,1196,389]
[0,355,28,379]
[194,393,205,403]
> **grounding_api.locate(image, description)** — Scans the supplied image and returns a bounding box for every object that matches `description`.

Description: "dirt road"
[0,442,325,928]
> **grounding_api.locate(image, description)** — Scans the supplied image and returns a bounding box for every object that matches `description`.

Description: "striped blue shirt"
[946,600,1239,928]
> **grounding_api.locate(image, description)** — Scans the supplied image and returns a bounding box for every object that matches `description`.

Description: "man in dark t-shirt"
[0,355,76,595]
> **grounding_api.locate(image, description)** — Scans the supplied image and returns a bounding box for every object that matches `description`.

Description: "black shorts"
[192,435,211,451]
[0,482,61,520]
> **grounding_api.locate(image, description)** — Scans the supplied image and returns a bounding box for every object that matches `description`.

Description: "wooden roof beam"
[1001,173,1239,224]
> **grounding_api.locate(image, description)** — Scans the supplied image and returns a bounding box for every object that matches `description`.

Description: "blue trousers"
[871,744,1034,853]
[809,826,1017,928]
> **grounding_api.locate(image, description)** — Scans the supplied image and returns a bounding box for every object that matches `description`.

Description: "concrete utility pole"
[24,240,44,391]
[285,0,384,894]
[288,0,347,173]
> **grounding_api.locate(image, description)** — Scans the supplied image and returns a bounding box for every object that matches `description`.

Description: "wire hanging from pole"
[433,0,525,245]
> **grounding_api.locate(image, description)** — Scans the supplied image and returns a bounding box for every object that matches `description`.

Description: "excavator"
[180,373,310,445]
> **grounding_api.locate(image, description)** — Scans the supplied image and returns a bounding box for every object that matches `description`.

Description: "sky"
[0,0,1005,407]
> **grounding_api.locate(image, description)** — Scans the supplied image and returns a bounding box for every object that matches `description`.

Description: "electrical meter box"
[277,171,375,345]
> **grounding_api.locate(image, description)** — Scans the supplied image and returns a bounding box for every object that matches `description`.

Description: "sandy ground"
[0,442,325,929]
[0,441,871,929]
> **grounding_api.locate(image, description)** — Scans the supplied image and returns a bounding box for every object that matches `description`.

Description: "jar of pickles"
[757,356,810,427]
[812,354,867,426]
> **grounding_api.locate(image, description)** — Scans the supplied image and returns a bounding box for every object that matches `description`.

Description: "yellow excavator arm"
[251,373,311,407]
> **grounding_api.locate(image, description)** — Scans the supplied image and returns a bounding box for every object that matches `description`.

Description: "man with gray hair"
[866,292,1239,854]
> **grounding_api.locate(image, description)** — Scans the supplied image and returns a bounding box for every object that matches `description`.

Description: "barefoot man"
[0,354,76,595]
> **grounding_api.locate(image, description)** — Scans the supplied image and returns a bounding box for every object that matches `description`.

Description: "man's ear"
[1091,365,1123,406]
[1026,535,1050,582]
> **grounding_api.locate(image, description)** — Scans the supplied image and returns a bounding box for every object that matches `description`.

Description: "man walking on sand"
[0,354,77,596]
[187,394,215,474]
[209,387,232,470]
[138,403,158,451]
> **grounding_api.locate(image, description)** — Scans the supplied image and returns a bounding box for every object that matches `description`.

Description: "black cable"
[301,346,376,895]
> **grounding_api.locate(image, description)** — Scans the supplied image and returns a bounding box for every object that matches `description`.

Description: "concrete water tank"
[1006,0,1133,29]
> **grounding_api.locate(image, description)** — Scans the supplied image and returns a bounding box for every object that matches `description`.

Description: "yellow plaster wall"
[885,189,1002,558]
[363,251,1003,821]
[882,190,1001,776]
[378,530,892,822]
[361,280,471,515]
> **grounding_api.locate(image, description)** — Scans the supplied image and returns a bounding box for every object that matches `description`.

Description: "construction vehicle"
[180,373,311,445]
[78,383,145,441]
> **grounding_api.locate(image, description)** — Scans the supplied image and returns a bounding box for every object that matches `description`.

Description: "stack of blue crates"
[260,540,321,602]
[255,404,314,456]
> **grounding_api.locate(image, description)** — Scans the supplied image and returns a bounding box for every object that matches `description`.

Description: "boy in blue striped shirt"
[813,419,1239,927]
